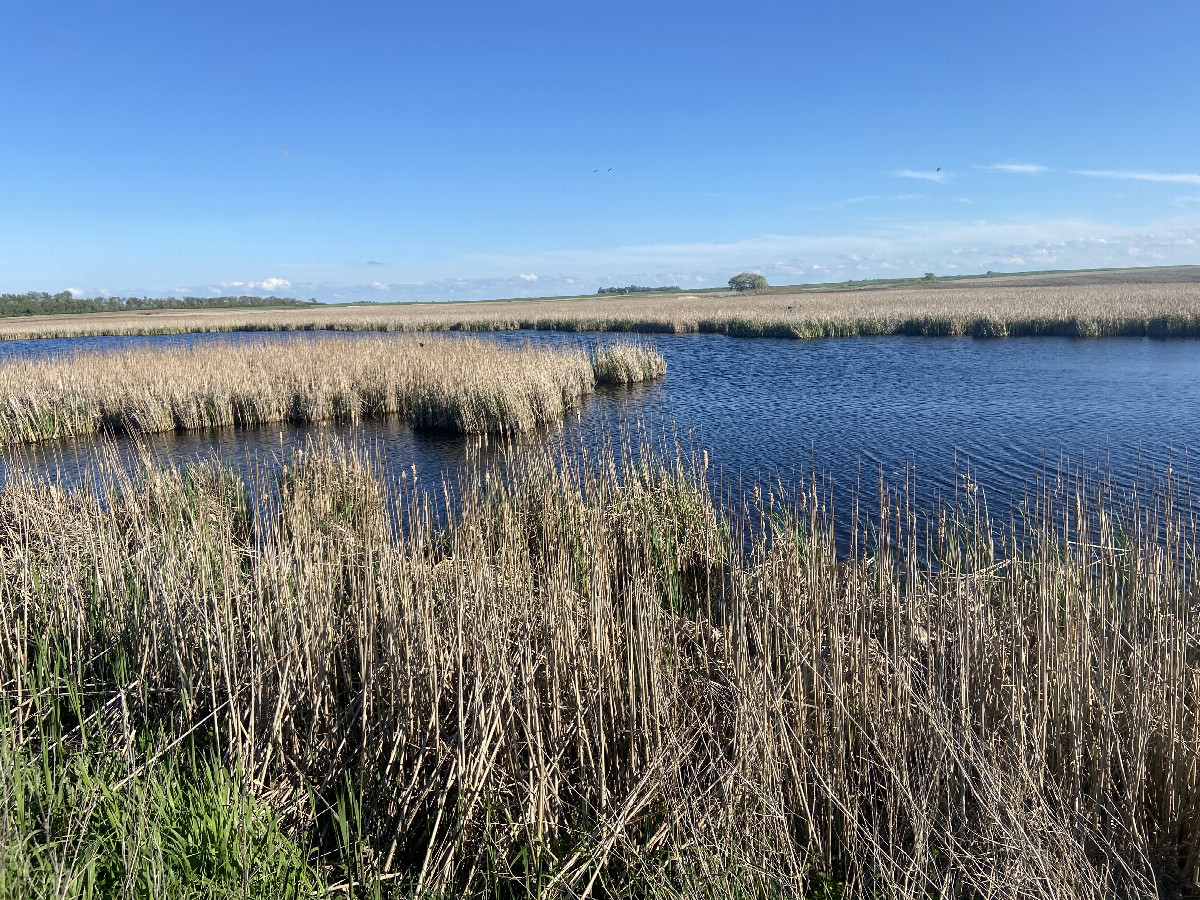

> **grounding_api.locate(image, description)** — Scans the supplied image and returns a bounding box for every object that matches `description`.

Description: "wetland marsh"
[2,325,1199,898]
[4,271,1200,344]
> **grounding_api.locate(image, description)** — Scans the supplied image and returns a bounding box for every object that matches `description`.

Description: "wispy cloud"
[896,169,946,183]
[516,273,538,281]
[839,194,923,205]
[1076,169,1200,186]
[48,218,1200,303]
[979,163,1048,174]
[221,278,292,292]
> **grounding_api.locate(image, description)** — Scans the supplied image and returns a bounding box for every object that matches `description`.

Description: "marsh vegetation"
[1,436,1197,898]
[0,336,665,446]
[2,278,1200,343]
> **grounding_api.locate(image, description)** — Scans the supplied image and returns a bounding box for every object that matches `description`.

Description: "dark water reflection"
[3,329,1198,541]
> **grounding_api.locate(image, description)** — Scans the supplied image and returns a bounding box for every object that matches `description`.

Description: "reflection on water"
[3,329,1199,536]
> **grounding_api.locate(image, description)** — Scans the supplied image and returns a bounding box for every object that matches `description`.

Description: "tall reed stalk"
[0,439,1196,897]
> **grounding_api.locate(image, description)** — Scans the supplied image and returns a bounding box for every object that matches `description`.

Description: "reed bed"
[0,438,1196,898]
[0,335,665,446]
[591,342,667,383]
[2,279,1200,342]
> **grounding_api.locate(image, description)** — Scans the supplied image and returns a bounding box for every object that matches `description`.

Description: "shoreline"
[3,278,1200,342]
[3,311,1200,342]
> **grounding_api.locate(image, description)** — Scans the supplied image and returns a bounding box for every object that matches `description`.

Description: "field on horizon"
[4,267,1200,343]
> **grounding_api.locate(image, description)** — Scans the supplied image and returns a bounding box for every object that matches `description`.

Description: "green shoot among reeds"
[0,335,666,446]
[0,438,1196,897]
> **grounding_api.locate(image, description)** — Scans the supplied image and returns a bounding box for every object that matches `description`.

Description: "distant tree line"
[0,292,319,318]
[596,285,681,295]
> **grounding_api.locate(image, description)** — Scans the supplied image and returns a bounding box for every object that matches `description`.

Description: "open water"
[2,330,1197,534]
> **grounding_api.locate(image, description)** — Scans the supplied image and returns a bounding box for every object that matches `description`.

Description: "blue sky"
[3,0,1199,302]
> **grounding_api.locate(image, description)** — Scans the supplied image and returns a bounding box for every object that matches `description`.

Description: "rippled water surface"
[3,330,1197,524]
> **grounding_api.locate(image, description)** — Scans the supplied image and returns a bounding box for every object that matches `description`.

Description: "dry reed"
[2,278,1200,342]
[0,335,665,446]
[1,438,1196,897]
[591,341,667,383]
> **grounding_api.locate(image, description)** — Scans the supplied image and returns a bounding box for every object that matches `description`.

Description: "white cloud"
[66,287,84,297]
[516,273,538,281]
[896,169,946,183]
[979,163,1048,174]
[371,281,390,290]
[1076,170,1200,186]
[130,215,1200,303]
[221,278,292,292]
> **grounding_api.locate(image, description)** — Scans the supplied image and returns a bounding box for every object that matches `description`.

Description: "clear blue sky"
[3,0,1199,301]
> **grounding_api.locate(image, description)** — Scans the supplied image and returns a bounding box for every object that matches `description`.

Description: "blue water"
[3,330,1197,529]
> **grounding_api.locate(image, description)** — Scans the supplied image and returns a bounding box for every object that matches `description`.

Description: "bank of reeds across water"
[0,336,666,446]
[1,437,1197,898]
[2,281,1200,342]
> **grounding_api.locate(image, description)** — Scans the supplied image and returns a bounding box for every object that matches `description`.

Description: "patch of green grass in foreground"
[1,729,322,898]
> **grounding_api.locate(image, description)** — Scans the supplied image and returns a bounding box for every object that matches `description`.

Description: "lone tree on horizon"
[728,272,768,292]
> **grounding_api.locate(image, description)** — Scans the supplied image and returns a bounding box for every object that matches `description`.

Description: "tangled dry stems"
[0,439,1197,897]
[0,336,664,446]
[591,343,667,383]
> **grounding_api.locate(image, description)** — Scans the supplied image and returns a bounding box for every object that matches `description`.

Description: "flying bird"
[936,167,941,172]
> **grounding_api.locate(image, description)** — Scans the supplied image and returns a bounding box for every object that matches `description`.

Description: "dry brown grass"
[3,279,1200,341]
[2,438,1197,897]
[0,334,665,446]
[591,341,667,383]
